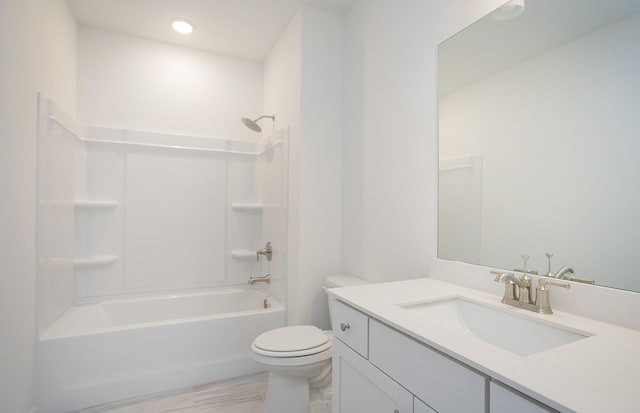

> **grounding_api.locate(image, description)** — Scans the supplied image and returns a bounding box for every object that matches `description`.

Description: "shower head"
[241,114,275,133]
[241,117,262,132]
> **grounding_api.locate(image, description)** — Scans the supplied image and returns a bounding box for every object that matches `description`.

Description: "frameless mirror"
[438,0,640,292]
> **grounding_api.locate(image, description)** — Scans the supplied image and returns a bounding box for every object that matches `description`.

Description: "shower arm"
[252,114,275,122]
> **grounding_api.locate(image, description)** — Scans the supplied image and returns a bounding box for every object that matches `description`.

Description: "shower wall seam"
[224,143,229,285]
[121,137,128,292]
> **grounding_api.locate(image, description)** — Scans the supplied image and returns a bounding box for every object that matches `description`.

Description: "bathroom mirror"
[438,0,640,292]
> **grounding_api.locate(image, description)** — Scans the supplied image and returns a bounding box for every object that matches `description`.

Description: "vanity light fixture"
[171,18,194,34]
[491,0,525,21]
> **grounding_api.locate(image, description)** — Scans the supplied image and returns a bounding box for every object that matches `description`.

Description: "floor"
[77,373,332,413]
[78,374,268,413]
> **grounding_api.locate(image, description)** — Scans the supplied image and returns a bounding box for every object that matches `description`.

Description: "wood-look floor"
[77,373,268,413]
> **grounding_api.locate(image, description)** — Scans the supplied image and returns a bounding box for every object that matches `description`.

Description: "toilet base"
[264,370,311,413]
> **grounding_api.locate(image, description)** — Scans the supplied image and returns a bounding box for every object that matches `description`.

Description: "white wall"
[263,6,344,328]
[0,0,77,411]
[77,26,264,140]
[341,0,504,281]
[298,6,344,328]
[342,0,439,283]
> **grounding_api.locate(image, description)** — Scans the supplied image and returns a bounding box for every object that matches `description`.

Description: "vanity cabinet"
[369,319,486,413]
[332,300,557,413]
[490,382,555,413]
[333,338,413,413]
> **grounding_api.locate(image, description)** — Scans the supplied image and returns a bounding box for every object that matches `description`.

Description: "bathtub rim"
[40,286,283,340]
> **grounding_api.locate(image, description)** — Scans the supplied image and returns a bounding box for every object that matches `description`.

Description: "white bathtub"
[36,288,285,413]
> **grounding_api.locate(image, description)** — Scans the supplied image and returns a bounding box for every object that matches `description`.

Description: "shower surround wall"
[37,96,278,324]
[36,97,288,411]
[77,128,263,296]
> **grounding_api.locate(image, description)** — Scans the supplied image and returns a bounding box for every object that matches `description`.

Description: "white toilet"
[251,274,369,413]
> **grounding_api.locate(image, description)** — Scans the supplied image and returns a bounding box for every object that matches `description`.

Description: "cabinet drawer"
[331,300,369,358]
[369,319,487,413]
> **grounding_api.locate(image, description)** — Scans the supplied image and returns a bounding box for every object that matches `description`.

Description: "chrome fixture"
[493,271,529,304]
[544,253,595,284]
[257,241,273,262]
[554,266,575,279]
[564,276,595,284]
[545,252,555,277]
[513,254,539,275]
[536,279,570,314]
[241,114,276,133]
[248,273,270,285]
[493,271,570,314]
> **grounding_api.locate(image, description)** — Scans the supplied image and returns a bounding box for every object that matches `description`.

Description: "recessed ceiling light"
[171,18,194,34]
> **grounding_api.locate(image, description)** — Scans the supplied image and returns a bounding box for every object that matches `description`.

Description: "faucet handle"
[521,255,531,282]
[538,279,570,290]
[545,253,554,277]
[535,279,569,314]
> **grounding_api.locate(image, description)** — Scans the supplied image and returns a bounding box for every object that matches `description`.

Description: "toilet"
[251,274,370,413]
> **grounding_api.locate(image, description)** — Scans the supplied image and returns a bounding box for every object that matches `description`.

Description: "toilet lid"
[254,325,329,352]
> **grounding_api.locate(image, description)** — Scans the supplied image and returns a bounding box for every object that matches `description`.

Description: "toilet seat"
[252,325,331,357]
[251,326,333,367]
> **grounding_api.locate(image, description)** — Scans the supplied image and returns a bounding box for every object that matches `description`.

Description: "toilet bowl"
[251,274,369,413]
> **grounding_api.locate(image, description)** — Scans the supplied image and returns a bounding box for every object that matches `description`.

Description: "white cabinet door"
[490,382,555,413]
[333,338,413,413]
[369,319,486,413]
[414,397,438,413]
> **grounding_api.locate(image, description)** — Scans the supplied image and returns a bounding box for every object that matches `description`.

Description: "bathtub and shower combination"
[38,287,284,412]
[36,99,290,412]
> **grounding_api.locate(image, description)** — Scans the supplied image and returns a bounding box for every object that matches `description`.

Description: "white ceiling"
[67,0,355,62]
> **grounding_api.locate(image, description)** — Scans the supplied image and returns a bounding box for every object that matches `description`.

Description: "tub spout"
[248,274,270,285]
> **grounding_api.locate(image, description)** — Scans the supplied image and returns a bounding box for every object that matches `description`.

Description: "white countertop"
[328,278,640,413]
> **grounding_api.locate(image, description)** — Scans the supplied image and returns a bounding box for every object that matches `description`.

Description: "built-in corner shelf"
[231,250,257,261]
[231,202,263,212]
[74,200,118,209]
[73,255,117,269]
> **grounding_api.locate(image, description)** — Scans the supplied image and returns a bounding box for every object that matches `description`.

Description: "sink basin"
[399,297,590,356]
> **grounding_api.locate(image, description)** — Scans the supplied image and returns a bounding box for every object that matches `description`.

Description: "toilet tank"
[325,274,370,325]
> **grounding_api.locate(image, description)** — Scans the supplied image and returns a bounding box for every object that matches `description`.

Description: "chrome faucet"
[545,253,595,284]
[493,270,570,314]
[553,266,574,279]
[493,271,529,304]
[248,273,270,285]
